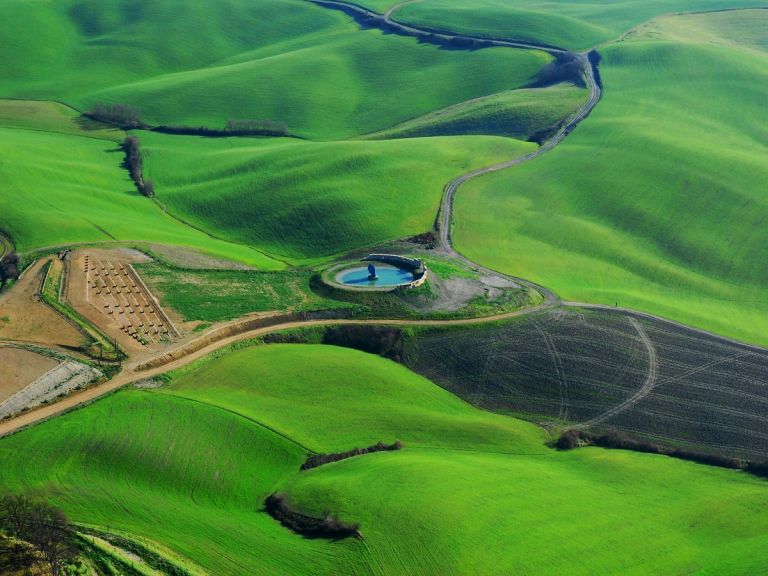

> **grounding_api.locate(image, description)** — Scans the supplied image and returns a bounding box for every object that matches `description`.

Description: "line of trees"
[0,494,77,575]
[152,119,289,137]
[302,441,403,470]
[86,102,290,138]
[122,136,154,197]
[556,428,768,477]
[0,251,19,288]
[85,103,145,129]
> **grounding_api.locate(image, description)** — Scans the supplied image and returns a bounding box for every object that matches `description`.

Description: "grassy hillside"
[388,0,768,51]
[0,392,362,574]
[453,10,768,345]
[141,132,535,263]
[0,119,283,268]
[162,345,546,453]
[0,344,767,574]
[364,82,587,141]
[0,0,552,139]
[286,447,768,575]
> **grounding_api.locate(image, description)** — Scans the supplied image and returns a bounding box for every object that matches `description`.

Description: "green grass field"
[136,261,356,321]
[387,0,768,51]
[364,82,587,141]
[454,10,768,345]
[0,344,766,574]
[141,132,535,263]
[0,119,283,268]
[0,0,552,140]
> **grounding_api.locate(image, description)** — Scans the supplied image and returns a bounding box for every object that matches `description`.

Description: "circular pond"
[336,264,414,288]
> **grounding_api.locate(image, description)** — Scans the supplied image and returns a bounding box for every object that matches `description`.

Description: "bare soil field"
[0,259,85,349]
[0,347,59,402]
[403,307,768,460]
[66,250,180,353]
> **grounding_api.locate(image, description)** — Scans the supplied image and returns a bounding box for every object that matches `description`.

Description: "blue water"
[337,265,414,287]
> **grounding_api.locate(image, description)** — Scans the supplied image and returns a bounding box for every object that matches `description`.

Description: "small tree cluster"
[85,103,143,128]
[302,441,403,470]
[264,493,360,539]
[122,136,154,197]
[0,494,77,575]
[0,251,19,287]
[530,52,587,88]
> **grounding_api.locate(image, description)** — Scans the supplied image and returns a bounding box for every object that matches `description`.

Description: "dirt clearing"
[0,347,59,402]
[0,258,85,348]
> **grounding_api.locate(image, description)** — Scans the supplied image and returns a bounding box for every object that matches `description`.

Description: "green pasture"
[454,11,768,345]
[364,82,587,141]
[136,262,356,322]
[0,344,766,574]
[0,123,282,268]
[141,132,535,263]
[388,0,768,50]
[161,344,546,453]
[0,0,552,140]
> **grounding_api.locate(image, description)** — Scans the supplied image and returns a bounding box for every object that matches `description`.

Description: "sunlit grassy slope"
[0,0,551,139]
[364,82,587,141]
[1,345,767,574]
[141,132,535,263]
[388,0,768,50]
[0,99,123,141]
[0,118,283,268]
[454,10,768,344]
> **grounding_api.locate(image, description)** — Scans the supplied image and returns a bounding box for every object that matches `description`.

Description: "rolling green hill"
[0,110,283,268]
[363,82,588,141]
[0,0,552,140]
[386,0,768,51]
[1,344,767,574]
[141,132,535,263]
[453,10,768,345]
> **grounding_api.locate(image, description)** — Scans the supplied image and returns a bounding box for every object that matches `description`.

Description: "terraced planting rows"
[2,345,768,574]
[403,307,768,459]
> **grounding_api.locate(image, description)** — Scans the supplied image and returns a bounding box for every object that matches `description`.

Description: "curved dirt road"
[0,306,558,437]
